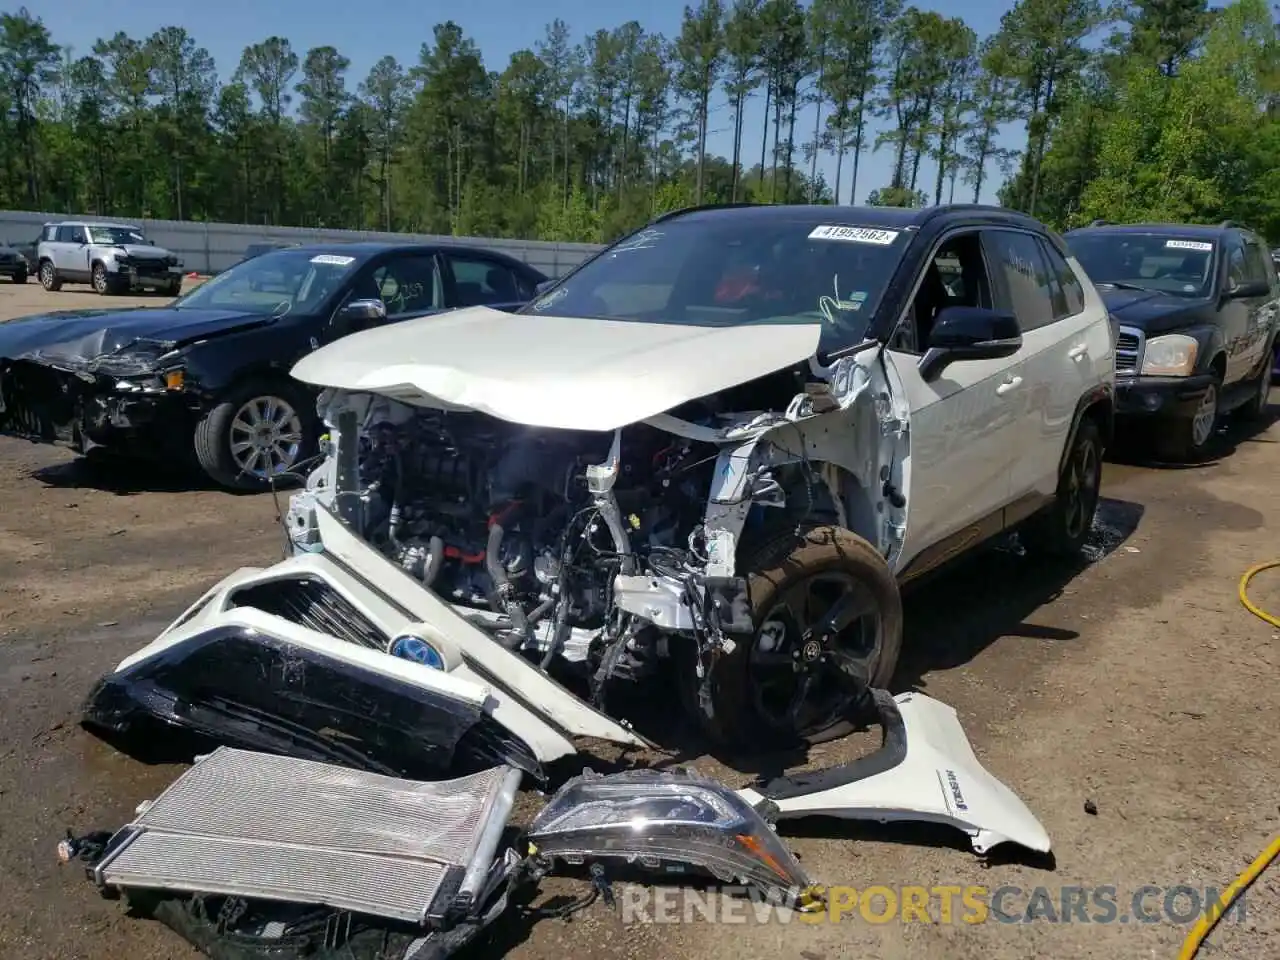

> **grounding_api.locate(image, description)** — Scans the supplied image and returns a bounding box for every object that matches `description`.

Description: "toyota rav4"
[86,204,1116,771]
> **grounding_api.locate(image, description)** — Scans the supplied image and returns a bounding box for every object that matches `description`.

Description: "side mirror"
[918,306,1023,382]
[1223,278,1269,300]
[336,298,388,335]
[534,278,556,296]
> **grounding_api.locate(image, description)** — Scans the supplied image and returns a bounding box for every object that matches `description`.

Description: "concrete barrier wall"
[0,210,606,277]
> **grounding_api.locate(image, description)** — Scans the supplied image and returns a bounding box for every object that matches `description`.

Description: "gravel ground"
[1,277,1277,960]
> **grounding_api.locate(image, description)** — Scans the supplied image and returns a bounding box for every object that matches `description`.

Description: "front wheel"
[1157,379,1220,461]
[11,268,27,284]
[193,378,317,491]
[1021,417,1103,558]
[684,525,903,748]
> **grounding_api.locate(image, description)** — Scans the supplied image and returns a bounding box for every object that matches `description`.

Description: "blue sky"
[28,0,1024,205]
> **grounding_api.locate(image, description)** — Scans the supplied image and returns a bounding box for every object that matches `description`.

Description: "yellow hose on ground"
[1176,561,1280,959]
[1238,559,1280,629]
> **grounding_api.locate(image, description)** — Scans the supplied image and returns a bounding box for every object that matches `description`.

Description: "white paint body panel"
[738,692,1052,855]
[1009,257,1115,500]
[290,305,824,431]
[886,349,1018,571]
[116,538,647,764]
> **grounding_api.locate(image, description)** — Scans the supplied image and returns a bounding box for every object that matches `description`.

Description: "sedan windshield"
[1067,233,1216,297]
[173,249,360,315]
[88,225,147,245]
[520,217,908,352]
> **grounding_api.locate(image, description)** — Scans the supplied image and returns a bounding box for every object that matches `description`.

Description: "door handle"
[1067,344,1088,361]
[996,375,1023,396]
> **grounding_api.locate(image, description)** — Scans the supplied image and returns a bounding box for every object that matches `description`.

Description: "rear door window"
[982,230,1058,332]
[1038,240,1086,318]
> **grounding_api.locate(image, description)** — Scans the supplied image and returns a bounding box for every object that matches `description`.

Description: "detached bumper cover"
[740,690,1052,856]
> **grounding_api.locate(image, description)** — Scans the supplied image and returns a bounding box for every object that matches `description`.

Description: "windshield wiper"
[1098,281,1155,292]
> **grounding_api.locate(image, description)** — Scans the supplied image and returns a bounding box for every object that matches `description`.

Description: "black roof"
[1064,222,1243,241]
[656,202,1047,232]
[252,239,532,266]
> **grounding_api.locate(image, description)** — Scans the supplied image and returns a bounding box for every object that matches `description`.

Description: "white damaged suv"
[90,204,1115,765]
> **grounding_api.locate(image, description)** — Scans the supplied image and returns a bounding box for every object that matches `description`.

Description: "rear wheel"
[1022,417,1103,558]
[11,268,25,284]
[685,524,902,748]
[39,260,61,291]
[193,378,317,491]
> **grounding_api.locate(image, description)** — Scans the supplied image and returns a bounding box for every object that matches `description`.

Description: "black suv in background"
[1064,220,1278,459]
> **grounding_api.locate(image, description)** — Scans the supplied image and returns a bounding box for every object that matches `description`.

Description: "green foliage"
[1,0,1275,243]
[1021,0,1280,240]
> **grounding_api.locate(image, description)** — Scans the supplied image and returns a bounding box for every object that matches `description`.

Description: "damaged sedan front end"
[0,309,270,457]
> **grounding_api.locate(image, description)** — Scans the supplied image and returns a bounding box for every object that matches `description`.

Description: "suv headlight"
[527,768,814,906]
[1140,334,1199,377]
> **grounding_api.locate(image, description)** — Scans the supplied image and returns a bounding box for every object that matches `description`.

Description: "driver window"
[368,254,444,318]
[890,232,990,355]
[1224,237,1247,290]
[1243,239,1270,287]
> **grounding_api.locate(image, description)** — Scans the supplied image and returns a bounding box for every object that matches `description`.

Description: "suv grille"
[1115,328,1143,374]
[228,576,386,650]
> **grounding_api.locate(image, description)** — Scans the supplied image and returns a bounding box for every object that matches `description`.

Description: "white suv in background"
[35,220,185,296]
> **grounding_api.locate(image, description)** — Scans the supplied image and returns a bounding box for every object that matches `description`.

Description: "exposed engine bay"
[285,352,911,712]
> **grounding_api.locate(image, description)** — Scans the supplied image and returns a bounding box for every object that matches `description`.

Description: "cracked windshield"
[523,218,907,351]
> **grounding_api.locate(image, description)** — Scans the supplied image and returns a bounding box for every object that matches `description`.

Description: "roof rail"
[1089,219,1108,227]
[1218,219,1238,229]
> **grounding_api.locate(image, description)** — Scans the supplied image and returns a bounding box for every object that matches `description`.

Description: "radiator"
[93,747,522,925]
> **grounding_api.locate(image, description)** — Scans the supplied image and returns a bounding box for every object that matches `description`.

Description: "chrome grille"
[229,576,386,649]
[96,747,521,924]
[1115,327,1144,375]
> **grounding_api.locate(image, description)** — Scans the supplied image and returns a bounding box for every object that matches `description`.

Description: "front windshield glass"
[173,249,360,316]
[88,225,147,245]
[1067,232,1216,297]
[520,217,908,352]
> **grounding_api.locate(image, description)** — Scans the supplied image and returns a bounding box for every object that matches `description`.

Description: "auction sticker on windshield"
[1165,240,1213,252]
[808,225,900,245]
[310,254,356,266]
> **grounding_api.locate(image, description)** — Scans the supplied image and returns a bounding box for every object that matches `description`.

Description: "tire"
[193,378,317,491]
[91,262,115,295]
[1156,377,1220,461]
[38,260,61,291]
[1021,417,1103,558]
[164,279,183,298]
[684,524,903,749]
[11,268,26,284]
[1237,346,1274,422]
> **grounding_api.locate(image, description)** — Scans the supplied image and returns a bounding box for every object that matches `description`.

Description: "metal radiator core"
[95,747,522,925]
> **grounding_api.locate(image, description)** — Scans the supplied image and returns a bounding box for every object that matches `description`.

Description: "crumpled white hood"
[290,305,823,432]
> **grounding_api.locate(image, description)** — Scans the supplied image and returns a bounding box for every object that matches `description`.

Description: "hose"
[1177,834,1280,960]
[1177,561,1280,959]
[1238,559,1280,628]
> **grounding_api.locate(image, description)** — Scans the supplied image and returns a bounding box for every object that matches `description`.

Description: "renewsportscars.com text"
[618,884,1247,926]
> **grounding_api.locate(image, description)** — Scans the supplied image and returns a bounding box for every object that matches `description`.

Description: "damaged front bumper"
[0,358,193,454]
[82,527,653,779]
[84,514,1050,859]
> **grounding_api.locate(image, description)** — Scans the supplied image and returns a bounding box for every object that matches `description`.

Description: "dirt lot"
[0,277,1277,960]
